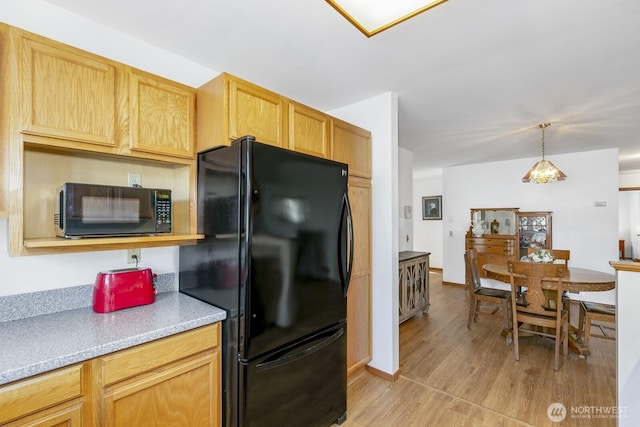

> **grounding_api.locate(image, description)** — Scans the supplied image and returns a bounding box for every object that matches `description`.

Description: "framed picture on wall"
[422,195,442,220]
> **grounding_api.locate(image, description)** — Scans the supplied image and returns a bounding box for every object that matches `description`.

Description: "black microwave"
[54,183,172,238]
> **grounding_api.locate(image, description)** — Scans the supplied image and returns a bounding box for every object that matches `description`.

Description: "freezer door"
[241,140,350,361]
[180,142,242,312]
[239,323,347,427]
[179,143,244,427]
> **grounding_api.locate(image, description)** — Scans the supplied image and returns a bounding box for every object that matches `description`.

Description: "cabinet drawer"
[467,237,514,247]
[100,323,220,386]
[471,245,515,255]
[479,253,514,265]
[0,363,84,424]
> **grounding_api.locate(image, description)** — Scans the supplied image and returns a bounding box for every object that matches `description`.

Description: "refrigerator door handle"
[338,193,354,296]
[255,327,344,372]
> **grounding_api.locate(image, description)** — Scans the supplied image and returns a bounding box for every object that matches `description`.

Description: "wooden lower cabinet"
[102,353,218,426]
[97,323,221,427]
[347,273,372,377]
[3,402,84,427]
[0,363,87,426]
[0,324,221,427]
[398,251,430,324]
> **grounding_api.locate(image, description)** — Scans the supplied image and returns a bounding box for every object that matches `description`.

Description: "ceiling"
[43,0,640,176]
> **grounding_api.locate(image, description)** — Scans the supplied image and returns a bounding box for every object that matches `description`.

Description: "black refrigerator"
[179,136,353,427]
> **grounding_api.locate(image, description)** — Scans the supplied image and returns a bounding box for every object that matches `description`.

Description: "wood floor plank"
[340,270,616,427]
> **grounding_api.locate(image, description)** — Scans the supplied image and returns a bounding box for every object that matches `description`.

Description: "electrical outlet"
[127,249,141,264]
[128,173,141,187]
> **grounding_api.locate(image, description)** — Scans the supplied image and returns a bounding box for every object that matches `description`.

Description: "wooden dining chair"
[465,248,511,333]
[507,260,568,371]
[578,301,616,351]
[526,248,570,264]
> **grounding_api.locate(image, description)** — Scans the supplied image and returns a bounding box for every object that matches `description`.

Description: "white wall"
[330,92,399,376]
[0,0,218,297]
[619,191,640,260]
[619,170,640,189]
[442,148,619,304]
[619,170,640,260]
[398,148,413,252]
[413,174,444,268]
[0,0,214,87]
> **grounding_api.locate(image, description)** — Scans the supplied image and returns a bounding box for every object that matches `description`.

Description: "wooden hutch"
[466,208,553,279]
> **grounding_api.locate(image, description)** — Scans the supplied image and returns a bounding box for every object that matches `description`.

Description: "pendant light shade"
[522,123,567,184]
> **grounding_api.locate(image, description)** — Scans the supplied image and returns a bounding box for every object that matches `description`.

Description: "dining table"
[482,263,616,357]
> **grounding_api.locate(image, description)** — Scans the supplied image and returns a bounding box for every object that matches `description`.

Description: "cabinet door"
[0,363,85,426]
[103,352,220,427]
[99,324,221,427]
[288,101,331,158]
[20,33,117,147]
[0,23,11,218]
[517,211,552,259]
[346,176,372,375]
[129,70,195,159]
[332,118,371,178]
[3,402,83,427]
[228,77,286,148]
[347,274,371,375]
[349,177,371,276]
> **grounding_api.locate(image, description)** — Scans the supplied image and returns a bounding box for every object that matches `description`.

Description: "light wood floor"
[341,270,616,427]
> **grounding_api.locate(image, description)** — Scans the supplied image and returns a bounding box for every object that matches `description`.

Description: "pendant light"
[522,123,567,184]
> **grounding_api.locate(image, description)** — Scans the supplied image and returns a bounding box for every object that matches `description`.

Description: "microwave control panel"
[155,190,172,232]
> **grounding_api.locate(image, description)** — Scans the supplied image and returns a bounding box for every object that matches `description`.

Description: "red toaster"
[93,267,157,313]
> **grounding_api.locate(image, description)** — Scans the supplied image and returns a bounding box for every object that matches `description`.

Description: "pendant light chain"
[539,123,550,160]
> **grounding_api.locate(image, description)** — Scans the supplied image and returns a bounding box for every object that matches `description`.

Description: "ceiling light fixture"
[326,0,448,37]
[522,123,567,184]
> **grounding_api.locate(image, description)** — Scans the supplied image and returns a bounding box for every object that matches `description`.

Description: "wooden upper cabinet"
[2,23,200,256]
[0,23,11,218]
[197,73,286,152]
[19,32,118,148]
[229,77,285,148]
[14,25,195,163]
[288,101,331,159]
[332,118,371,178]
[128,69,195,159]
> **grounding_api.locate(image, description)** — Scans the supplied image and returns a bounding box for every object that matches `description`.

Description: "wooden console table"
[399,251,431,323]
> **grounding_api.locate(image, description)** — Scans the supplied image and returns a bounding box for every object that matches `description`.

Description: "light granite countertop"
[0,291,226,386]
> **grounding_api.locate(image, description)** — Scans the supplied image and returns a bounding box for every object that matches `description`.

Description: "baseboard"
[347,365,368,386]
[443,281,465,288]
[365,365,401,382]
